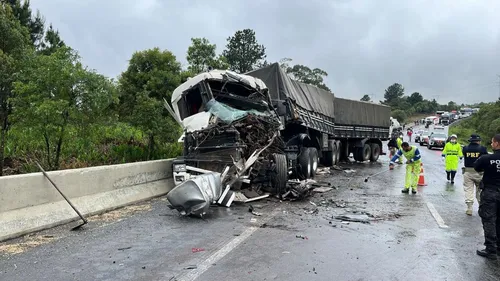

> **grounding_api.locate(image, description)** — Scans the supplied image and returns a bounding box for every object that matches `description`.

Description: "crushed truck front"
[168,70,287,196]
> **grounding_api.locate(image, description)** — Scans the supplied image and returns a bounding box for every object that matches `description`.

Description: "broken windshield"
[208,80,270,112]
[205,99,269,124]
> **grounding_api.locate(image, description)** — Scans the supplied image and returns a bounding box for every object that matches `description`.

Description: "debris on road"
[313,187,333,193]
[166,172,223,217]
[282,180,316,200]
[0,234,57,255]
[296,235,309,240]
[118,246,132,251]
[335,214,371,224]
[184,265,198,270]
[191,248,205,253]
[248,205,263,216]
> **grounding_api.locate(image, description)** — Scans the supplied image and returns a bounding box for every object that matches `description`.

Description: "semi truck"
[440,112,451,126]
[166,63,391,195]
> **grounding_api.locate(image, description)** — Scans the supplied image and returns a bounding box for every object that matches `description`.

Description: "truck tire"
[270,153,287,195]
[309,147,319,178]
[297,147,311,180]
[335,141,341,164]
[323,140,336,167]
[353,147,363,162]
[339,141,349,161]
[370,143,380,162]
[362,143,371,162]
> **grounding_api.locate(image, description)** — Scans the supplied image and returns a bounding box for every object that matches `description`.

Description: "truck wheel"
[309,147,319,178]
[353,147,363,162]
[324,140,336,167]
[270,153,287,195]
[339,141,349,161]
[370,143,380,162]
[362,144,371,161]
[297,147,311,180]
[335,141,341,164]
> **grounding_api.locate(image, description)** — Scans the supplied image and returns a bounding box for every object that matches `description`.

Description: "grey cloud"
[31,0,500,104]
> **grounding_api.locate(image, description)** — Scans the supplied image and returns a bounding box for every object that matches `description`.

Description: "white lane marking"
[176,210,278,281]
[426,202,449,229]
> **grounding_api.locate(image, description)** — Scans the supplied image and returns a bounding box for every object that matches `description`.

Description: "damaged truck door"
[166,65,391,215]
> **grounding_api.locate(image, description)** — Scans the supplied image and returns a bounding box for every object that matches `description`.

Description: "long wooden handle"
[35,162,87,223]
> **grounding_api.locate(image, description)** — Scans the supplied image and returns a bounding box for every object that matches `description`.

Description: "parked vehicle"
[424,116,438,128]
[167,63,392,195]
[440,113,450,126]
[419,130,431,146]
[414,130,424,143]
[428,132,448,150]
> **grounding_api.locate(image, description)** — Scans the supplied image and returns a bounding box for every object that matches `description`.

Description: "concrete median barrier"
[0,159,174,242]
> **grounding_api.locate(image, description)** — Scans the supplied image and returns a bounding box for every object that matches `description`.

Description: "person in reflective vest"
[390,142,422,194]
[441,134,463,184]
[462,134,488,215]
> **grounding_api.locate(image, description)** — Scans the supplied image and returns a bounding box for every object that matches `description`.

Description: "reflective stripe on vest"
[403,146,419,162]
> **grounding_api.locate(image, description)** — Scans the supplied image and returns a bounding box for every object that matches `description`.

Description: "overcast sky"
[31,0,500,104]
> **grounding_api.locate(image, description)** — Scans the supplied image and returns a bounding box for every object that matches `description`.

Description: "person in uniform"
[475,134,500,260]
[389,142,422,194]
[388,133,398,160]
[462,134,488,216]
[441,134,463,184]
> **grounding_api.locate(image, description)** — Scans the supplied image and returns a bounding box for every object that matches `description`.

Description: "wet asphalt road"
[1,128,499,281]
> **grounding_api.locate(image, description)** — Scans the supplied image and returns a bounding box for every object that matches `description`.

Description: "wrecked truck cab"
[168,69,288,196]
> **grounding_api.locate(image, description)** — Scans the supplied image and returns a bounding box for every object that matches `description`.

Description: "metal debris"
[282,179,316,200]
[248,205,262,216]
[313,187,333,193]
[335,214,371,224]
[166,172,223,217]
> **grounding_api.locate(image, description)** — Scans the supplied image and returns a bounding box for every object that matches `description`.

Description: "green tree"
[360,95,371,102]
[39,23,65,55]
[118,48,183,159]
[222,29,266,73]
[450,101,500,146]
[4,0,45,47]
[277,57,292,70]
[392,109,407,123]
[186,37,228,73]
[382,83,405,107]
[11,47,117,170]
[446,101,457,111]
[408,92,423,104]
[285,63,331,91]
[0,2,31,175]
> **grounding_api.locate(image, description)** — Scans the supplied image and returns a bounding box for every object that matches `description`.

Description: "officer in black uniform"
[462,134,489,215]
[475,134,500,260]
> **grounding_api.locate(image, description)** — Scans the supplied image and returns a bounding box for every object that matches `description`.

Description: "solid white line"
[426,202,449,229]
[175,210,278,281]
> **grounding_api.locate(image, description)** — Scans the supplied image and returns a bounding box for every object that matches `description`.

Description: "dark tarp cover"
[334,97,391,127]
[245,63,336,118]
[246,63,391,128]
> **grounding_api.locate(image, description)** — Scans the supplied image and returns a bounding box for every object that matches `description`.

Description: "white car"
[428,133,447,150]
